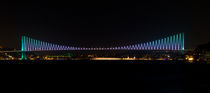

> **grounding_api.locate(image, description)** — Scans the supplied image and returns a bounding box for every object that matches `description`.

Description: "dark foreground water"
[0,60,209,93]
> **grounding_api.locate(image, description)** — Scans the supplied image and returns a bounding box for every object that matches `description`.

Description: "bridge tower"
[21,36,27,60]
[20,32,185,57]
[182,32,185,55]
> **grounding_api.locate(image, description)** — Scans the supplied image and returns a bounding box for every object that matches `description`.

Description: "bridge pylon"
[21,33,185,52]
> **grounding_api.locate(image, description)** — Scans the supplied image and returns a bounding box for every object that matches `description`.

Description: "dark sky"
[0,0,210,49]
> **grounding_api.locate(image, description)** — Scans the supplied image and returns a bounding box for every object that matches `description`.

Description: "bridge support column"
[182,32,185,55]
[21,52,27,60]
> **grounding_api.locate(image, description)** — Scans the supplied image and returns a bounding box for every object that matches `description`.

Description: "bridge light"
[173,35,176,50]
[170,36,173,50]
[164,38,167,50]
[119,47,122,50]
[151,42,153,50]
[176,34,179,50]
[182,32,185,51]
[179,33,182,50]
[135,45,138,50]
[149,42,152,50]
[22,33,184,54]
[161,39,164,50]
[158,40,161,50]
[154,40,157,50]
[140,44,142,50]
[136,44,139,50]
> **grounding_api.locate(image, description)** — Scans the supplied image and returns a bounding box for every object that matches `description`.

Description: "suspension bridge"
[19,33,185,60]
[21,33,184,51]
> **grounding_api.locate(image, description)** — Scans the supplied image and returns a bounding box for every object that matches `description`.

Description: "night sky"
[1,0,210,49]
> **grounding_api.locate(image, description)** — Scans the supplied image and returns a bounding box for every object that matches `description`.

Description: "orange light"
[91,58,121,60]
[189,57,194,61]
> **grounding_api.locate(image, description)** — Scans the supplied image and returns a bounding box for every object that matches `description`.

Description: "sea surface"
[0,60,208,93]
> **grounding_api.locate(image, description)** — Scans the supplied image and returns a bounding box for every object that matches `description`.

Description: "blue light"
[155,40,158,50]
[173,35,176,50]
[167,37,170,50]
[164,38,167,50]
[149,42,151,50]
[182,32,185,50]
[171,36,173,50]
[21,33,184,52]
[158,40,160,50]
[152,41,154,50]
[161,39,164,50]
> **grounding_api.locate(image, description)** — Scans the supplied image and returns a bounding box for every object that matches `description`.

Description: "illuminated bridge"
[20,33,185,59]
[21,33,184,51]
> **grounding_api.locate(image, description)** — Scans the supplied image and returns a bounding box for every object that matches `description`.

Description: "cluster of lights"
[21,33,184,51]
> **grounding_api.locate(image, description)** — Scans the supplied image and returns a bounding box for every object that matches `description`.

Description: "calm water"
[1,60,208,93]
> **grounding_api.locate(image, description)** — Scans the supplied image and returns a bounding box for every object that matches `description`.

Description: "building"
[194,42,210,62]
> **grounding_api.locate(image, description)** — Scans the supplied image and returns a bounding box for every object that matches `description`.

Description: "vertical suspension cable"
[176,34,179,50]
[182,32,185,50]
[173,35,176,50]
[170,36,173,50]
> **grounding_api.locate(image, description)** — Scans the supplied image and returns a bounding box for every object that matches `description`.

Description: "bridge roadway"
[0,50,22,53]
[0,49,188,53]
